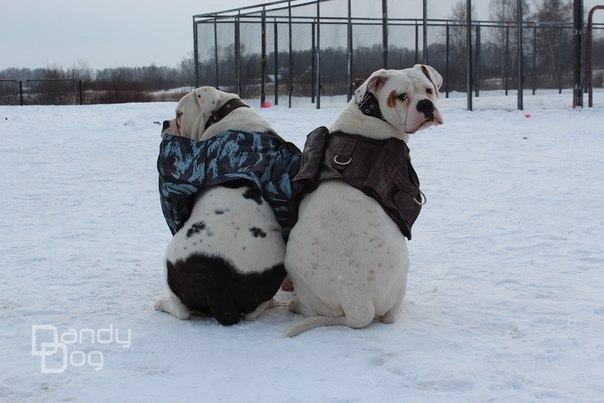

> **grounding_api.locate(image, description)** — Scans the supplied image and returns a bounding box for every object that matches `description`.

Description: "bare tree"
[533,0,572,83]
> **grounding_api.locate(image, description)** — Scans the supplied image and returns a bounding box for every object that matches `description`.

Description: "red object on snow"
[261,100,272,108]
[524,112,532,119]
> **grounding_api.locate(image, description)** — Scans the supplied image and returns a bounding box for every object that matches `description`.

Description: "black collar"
[357,92,385,122]
[205,98,249,130]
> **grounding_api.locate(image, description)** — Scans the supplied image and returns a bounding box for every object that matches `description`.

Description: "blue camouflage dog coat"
[157,130,301,240]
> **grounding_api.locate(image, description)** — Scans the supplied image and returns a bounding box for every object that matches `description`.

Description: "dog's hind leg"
[207,294,240,326]
[155,292,191,320]
[380,294,402,324]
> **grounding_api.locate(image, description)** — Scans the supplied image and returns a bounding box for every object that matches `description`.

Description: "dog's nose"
[162,120,171,131]
[416,99,435,118]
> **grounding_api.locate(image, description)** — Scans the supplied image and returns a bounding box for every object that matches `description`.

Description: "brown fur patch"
[387,90,398,108]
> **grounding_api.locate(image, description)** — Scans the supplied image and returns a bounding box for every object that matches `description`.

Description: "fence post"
[78,80,83,105]
[311,21,316,104]
[415,23,419,64]
[423,0,428,63]
[288,2,293,108]
[261,8,267,105]
[214,17,219,88]
[382,0,388,69]
[466,0,473,111]
[558,27,563,94]
[193,17,199,88]
[316,0,321,109]
[476,24,481,97]
[445,22,450,98]
[517,0,524,110]
[19,81,23,106]
[274,19,279,106]
[532,26,537,95]
[573,0,583,107]
[347,0,353,101]
[505,26,510,96]
[235,16,241,96]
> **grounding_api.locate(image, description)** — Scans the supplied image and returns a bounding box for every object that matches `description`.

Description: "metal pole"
[19,80,23,106]
[261,8,267,105]
[558,26,563,95]
[532,26,537,95]
[587,6,604,107]
[476,24,481,97]
[311,21,315,104]
[347,0,353,101]
[316,0,321,109]
[517,0,524,110]
[288,2,293,108]
[214,17,219,88]
[572,0,583,108]
[274,19,279,106]
[423,0,428,63]
[382,0,388,69]
[415,23,419,64]
[78,80,83,105]
[193,18,199,87]
[235,17,241,96]
[467,0,473,111]
[505,26,510,95]
[445,22,450,98]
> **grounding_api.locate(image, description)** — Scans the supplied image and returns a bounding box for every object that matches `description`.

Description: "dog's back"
[164,185,286,325]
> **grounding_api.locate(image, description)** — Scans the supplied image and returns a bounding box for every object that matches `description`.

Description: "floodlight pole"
[466,0,473,111]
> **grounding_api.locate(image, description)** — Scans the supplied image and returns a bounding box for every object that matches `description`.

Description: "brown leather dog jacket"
[291,126,423,240]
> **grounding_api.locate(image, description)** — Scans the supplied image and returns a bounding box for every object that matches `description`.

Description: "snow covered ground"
[1,91,603,402]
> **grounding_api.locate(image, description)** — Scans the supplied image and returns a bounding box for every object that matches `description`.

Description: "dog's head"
[162,86,229,139]
[354,65,444,134]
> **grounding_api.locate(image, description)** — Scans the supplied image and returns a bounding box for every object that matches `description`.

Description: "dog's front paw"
[155,296,191,320]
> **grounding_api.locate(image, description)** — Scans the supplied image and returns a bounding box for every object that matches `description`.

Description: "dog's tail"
[284,316,347,337]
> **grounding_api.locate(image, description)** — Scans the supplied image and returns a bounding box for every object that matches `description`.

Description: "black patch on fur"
[166,254,285,326]
[186,221,206,238]
[243,187,263,205]
[250,227,267,238]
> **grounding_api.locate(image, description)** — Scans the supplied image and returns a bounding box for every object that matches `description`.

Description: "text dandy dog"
[31,324,131,373]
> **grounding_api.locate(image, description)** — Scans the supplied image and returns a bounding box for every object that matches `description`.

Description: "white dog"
[155,87,289,325]
[284,65,444,336]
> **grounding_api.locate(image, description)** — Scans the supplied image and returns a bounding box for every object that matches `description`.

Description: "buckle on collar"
[357,92,385,121]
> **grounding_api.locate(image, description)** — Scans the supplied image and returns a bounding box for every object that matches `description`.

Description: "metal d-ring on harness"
[413,189,427,206]
[333,155,352,165]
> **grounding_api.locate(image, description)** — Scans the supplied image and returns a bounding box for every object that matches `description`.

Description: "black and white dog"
[155,87,291,325]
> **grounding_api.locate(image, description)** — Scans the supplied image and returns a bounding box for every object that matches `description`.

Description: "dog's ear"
[355,69,389,101]
[193,86,221,117]
[415,64,443,91]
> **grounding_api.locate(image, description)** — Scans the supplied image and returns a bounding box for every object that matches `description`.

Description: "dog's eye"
[397,93,408,101]
[426,88,433,95]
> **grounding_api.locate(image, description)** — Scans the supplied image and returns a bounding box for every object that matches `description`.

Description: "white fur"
[284,65,443,336]
[155,87,284,321]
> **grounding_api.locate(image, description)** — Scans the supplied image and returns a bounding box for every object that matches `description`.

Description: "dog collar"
[205,98,249,130]
[357,92,386,122]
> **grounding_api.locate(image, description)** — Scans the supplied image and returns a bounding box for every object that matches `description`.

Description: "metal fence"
[193,0,604,110]
[0,79,84,106]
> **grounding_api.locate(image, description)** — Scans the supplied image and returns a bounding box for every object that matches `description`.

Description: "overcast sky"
[1,0,601,69]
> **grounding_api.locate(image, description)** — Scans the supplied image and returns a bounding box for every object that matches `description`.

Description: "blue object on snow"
[157,130,301,240]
